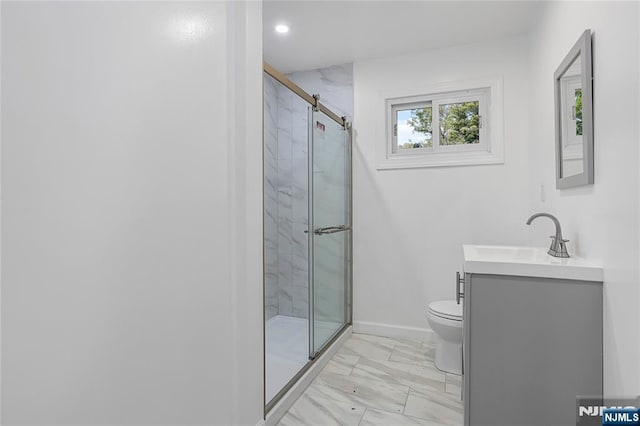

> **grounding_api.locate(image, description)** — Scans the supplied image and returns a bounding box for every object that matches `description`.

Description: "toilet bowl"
[426,300,463,375]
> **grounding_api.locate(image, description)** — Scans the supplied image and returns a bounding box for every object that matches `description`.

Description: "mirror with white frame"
[554,29,593,189]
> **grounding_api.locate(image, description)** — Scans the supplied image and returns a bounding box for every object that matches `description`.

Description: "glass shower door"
[309,109,351,356]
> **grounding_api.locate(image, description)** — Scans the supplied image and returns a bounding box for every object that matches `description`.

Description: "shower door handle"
[313,225,351,235]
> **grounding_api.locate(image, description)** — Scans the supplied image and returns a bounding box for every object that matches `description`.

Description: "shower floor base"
[266,315,341,403]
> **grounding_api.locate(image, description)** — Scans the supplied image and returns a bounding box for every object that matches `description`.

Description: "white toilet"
[426,300,463,375]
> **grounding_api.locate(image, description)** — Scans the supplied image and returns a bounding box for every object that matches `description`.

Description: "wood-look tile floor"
[277,333,463,426]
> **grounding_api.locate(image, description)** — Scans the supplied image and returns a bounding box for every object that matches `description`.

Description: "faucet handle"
[548,236,570,258]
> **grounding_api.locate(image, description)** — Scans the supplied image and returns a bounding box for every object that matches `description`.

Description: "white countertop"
[463,245,604,282]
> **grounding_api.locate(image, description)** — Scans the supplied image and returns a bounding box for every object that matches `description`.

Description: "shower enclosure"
[263,63,352,410]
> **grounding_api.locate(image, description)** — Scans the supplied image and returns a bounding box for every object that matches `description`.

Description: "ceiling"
[263,1,547,73]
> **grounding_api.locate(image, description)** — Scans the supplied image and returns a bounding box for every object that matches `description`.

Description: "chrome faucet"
[526,213,570,258]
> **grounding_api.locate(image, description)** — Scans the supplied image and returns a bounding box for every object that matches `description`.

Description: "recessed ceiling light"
[275,24,290,34]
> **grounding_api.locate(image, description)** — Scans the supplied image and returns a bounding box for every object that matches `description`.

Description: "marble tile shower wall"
[264,74,279,321]
[264,64,354,322]
[288,64,354,121]
[276,85,310,318]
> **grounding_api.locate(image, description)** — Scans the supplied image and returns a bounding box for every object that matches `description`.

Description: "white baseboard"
[264,326,352,426]
[255,420,266,426]
[352,320,435,342]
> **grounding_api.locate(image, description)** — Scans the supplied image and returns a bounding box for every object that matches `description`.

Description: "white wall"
[527,2,640,395]
[352,37,531,337]
[227,2,264,423]
[1,1,263,424]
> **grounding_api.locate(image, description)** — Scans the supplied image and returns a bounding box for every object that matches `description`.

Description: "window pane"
[396,107,432,150]
[574,88,583,136]
[439,101,480,145]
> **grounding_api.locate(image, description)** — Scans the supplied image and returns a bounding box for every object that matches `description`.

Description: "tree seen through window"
[400,101,480,148]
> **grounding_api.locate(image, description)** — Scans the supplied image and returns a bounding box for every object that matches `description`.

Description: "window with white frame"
[379,81,503,170]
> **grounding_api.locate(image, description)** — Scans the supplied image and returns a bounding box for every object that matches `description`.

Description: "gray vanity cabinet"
[463,273,603,426]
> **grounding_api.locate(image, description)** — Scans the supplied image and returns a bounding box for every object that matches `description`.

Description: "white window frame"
[391,90,488,155]
[378,78,504,170]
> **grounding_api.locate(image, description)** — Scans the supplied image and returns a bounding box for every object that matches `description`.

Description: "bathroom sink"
[463,245,603,281]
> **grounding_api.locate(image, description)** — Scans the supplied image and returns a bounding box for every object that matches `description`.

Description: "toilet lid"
[428,300,463,321]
